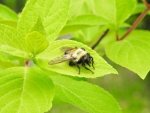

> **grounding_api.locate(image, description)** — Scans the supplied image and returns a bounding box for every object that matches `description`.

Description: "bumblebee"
[49,47,94,74]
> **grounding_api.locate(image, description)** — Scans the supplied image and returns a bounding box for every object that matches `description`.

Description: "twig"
[92,29,109,49]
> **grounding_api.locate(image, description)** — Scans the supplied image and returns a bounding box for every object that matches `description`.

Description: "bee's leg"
[85,58,91,67]
[82,63,94,74]
[90,56,95,69]
[86,62,91,67]
[76,63,80,74]
[69,62,80,74]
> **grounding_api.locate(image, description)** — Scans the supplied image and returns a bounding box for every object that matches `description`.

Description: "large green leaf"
[17,0,70,41]
[0,67,55,113]
[0,24,29,58]
[51,75,122,113]
[105,30,150,79]
[94,0,137,29]
[60,14,109,35]
[35,40,117,78]
[0,4,18,21]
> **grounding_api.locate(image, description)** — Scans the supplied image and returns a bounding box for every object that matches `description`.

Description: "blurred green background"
[0,0,150,113]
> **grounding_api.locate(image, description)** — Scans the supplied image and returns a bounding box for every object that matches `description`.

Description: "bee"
[49,47,94,74]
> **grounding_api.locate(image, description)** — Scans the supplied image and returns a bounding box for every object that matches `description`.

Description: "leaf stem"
[24,60,29,67]
[92,29,109,49]
[118,0,150,41]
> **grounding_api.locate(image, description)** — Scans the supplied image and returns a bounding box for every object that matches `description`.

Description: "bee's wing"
[60,46,75,52]
[49,55,73,65]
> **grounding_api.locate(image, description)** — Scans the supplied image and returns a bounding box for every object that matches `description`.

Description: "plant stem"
[92,29,109,49]
[118,0,150,41]
[24,60,29,67]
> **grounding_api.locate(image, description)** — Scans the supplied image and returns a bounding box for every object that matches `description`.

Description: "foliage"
[0,0,150,113]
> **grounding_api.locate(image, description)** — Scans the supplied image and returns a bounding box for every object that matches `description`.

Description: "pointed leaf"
[35,40,117,78]
[105,30,150,79]
[25,31,48,56]
[0,24,29,58]
[17,0,70,41]
[0,67,55,113]
[51,75,122,113]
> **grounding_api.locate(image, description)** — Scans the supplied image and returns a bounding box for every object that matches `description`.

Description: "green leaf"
[105,30,150,79]
[60,14,109,35]
[132,3,144,15]
[0,52,16,68]
[35,40,117,78]
[0,52,12,62]
[72,26,106,45]
[94,0,137,29]
[0,24,29,58]
[60,25,91,36]
[17,0,70,41]
[25,31,48,56]
[67,15,108,25]
[132,3,150,15]
[0,4,18,21]
[0,20,17,28]
[0,63,13,70]
[0,67,55,113]
[51,75,122,113]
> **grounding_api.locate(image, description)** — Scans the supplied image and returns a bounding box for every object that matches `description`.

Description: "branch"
[92,29,109,49]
